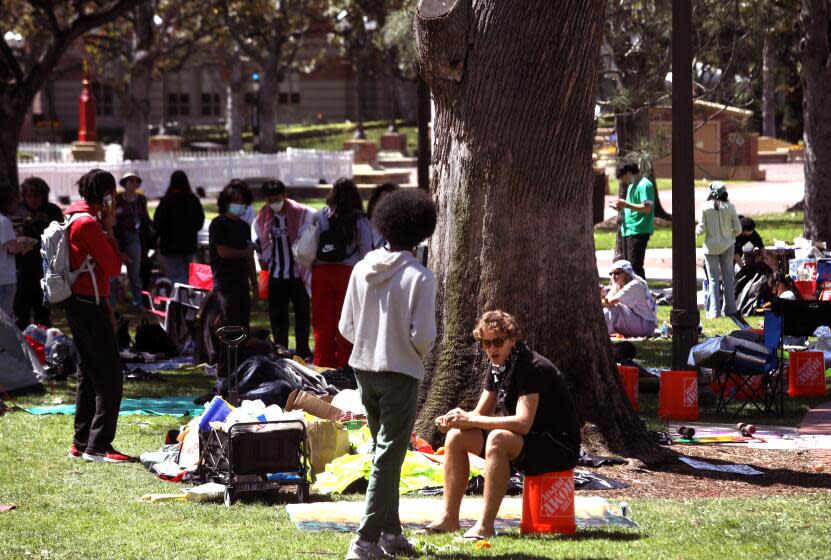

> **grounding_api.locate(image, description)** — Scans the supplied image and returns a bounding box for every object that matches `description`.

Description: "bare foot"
[459,523,496,540]
[415,520,460,534]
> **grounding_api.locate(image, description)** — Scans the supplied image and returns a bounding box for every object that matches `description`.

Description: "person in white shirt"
[696,182,742,318]
[253,180,314,359]
[0,189,36,318]
[338,189,437,560]
[601,259,658,337]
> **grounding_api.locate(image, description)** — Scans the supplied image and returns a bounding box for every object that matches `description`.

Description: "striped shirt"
[268,213,296,279]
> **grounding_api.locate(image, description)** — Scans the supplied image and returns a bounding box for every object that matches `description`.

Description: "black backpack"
[135,319,178,357]
[316,215,357,262]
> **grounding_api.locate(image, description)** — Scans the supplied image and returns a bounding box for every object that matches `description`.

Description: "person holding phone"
[65,169,130,462]
[425,311,580,541]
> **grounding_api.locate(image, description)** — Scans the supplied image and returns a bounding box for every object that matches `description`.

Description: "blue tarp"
[24,395,203,417]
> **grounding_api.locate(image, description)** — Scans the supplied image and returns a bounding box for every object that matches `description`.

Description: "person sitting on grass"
[601,259,658,338]
[338,189,438,560]
[422,310,581,541]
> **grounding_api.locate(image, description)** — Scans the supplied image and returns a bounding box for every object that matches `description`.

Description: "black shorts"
[480,430,578,476]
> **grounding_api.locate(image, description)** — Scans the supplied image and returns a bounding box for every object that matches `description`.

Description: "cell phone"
[102,194,114,208]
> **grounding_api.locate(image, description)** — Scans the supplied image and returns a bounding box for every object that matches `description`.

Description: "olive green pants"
[354,370,419,542]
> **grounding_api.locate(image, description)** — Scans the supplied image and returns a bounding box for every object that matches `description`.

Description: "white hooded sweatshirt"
[339,248,437,380]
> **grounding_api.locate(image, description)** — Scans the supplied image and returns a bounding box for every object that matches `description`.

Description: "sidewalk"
[596,248,706,282]
[601,163,805,222]
[597,163,804,281]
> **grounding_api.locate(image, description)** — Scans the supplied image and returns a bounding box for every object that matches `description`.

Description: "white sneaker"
[379,532,416,556]
[345,538,391,560]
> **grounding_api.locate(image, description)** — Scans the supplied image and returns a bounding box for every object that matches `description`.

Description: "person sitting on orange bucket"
[422,310,581,540]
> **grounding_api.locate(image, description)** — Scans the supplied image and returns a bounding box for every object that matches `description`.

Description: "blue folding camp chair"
[714,311,784,416]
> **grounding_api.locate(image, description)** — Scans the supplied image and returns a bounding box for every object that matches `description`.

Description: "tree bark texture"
[0,103,24,190]
[414,0,667,463]
[226,50,244,152]
[258,64,280,153]
[800,0,831,242]
[122,3,154,161]
[762,37,777,138]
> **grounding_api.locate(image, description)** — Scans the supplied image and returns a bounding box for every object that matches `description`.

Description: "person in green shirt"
[610,162,655,279]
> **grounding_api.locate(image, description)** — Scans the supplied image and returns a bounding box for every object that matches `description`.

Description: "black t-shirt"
[484,343,581,452]
[18,202,64,274]
[735,230,764,255]
[209,214,251,292]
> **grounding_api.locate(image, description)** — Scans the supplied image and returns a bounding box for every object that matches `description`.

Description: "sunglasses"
[610,270,622,276]
[480,336,509,349]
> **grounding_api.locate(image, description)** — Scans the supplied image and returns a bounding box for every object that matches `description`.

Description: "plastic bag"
[292,221,319,267]
[188,262,213,291]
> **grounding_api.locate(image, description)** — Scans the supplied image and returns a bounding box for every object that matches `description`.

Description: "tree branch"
[0,37,24,85]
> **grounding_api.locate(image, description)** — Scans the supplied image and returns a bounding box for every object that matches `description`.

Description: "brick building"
[22,35,417,145]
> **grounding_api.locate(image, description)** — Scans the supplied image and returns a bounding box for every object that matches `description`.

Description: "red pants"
[312,264,353,368]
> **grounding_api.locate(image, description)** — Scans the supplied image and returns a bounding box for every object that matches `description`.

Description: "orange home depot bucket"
[788,352,828,398]
[258,269,269,300]
[520,470,576,535]
[616,365,640,412]
[658,370,699,421]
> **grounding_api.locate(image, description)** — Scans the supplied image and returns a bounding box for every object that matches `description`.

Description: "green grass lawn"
[594,212,804,251]
[287,125,417,153]
[2,400,830,559]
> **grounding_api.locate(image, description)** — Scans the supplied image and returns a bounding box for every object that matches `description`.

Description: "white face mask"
[269,200,284,212]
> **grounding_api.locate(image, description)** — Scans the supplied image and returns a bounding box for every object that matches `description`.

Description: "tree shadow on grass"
[499,529,641,543]
[642,449,831,493]
[428,555,602,560]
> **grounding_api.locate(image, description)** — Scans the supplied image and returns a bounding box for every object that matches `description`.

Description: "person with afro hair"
[338,189,437,559]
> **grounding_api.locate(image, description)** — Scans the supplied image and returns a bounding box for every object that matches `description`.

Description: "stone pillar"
[343,139,378,165]
[380,132,407,153]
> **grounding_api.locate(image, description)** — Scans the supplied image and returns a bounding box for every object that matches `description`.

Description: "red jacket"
[65,201,122,298]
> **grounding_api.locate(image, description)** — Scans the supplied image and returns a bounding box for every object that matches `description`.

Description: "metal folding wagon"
[199,326,310,506]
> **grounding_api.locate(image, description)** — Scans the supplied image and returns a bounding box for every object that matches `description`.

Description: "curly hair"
[372,189,436,249]
[472,310,520,341]
[76,169,116,204]
[325,177,364,245]
[217,179,251,215]
[21,176,51,201]
[367,182,399,220]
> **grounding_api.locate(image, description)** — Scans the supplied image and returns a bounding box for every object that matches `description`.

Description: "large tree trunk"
[226,50,244,152]
[414,0,668,463]
[800,0,831,242]
[762,37,777,138]
[122,3,154,161]
[122,62,152,160]
[0,103,24,192]
[257,67,279,153]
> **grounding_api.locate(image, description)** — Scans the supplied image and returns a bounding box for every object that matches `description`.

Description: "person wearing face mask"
[209,179,258,374]
[426,311,580,541]
[153,170,205,286]
[254,180,314,359]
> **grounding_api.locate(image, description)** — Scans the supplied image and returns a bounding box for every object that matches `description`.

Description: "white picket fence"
[17,148,353,200]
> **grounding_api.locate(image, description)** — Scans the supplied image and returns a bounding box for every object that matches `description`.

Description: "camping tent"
[0,308,44,394]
